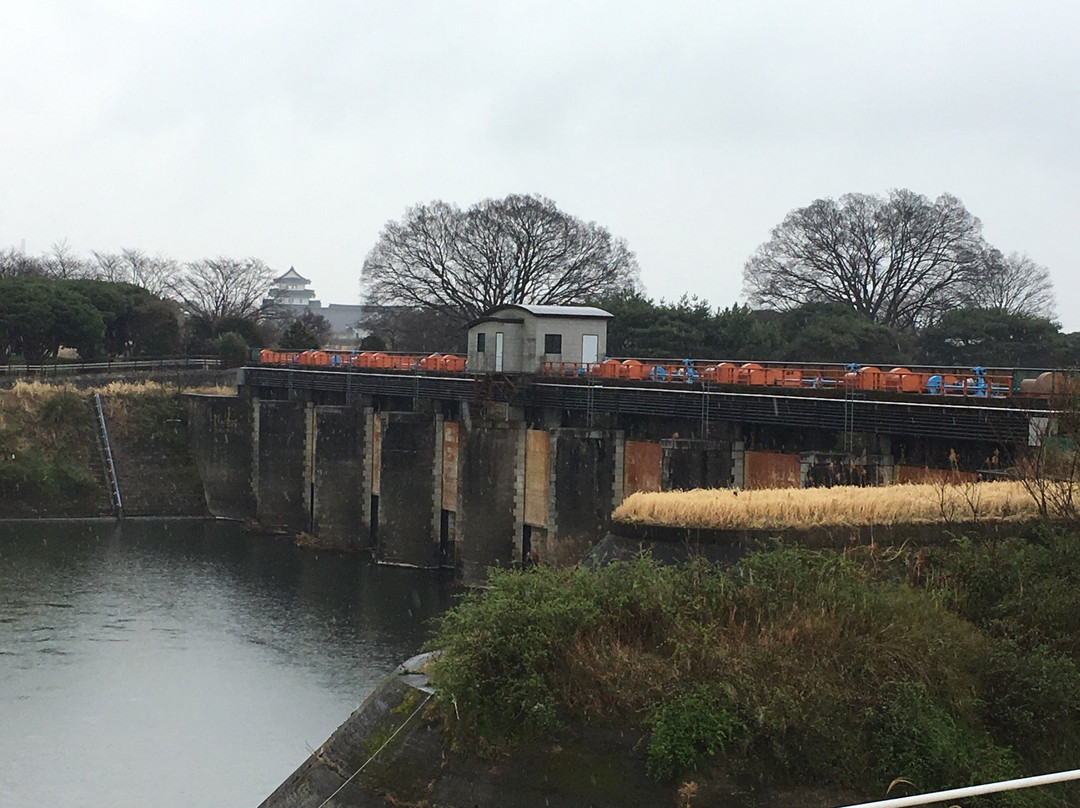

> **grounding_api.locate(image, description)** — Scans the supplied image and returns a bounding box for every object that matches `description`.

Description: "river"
[0,519,454,807]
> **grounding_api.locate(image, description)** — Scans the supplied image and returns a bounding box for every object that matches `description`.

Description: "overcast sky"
[3,1,1078,330]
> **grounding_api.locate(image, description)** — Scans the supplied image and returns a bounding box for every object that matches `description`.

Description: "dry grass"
[95,380,170,396]
[183,383,237,396]
[7,380,80,400]
[612,481,1038,529]
[0,382,91,454]
[4,379,176,399]
[1,380,183,445]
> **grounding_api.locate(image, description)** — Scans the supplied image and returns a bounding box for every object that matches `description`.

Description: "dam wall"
[185,388,900,579]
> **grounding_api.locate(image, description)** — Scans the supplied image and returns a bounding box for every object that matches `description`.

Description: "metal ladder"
[843,364,858,454]
[93,392,123,518]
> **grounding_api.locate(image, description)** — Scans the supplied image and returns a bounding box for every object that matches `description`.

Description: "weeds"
[102,388,186,446]
[0,449,98,506]
[426,546,1077,800]
[184,384,237,396]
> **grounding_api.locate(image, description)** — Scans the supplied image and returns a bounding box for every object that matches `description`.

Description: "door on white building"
[581,333,599,365]
[495,332,504,372]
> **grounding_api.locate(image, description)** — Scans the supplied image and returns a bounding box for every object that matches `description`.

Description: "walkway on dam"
[241,365,1053,444]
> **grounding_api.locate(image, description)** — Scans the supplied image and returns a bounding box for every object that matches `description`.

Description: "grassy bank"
[427,528,1080,806]
[0,381,104,514]
[0,380,215,517]
[613,481,1038,529]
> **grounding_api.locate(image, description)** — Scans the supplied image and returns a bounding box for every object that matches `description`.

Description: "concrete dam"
[181,363,1049,582]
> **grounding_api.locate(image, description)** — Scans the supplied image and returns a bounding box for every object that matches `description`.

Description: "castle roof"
[273,266,310,284]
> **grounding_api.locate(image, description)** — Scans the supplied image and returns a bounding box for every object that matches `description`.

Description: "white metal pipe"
[835,768,1080,808]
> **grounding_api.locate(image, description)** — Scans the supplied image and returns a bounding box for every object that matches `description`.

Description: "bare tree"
[966,249,1056,319]
[89,248,180,295]
[121,248,179,296]
[1013,400,1080,526]
[362,194,640,325]
[170,257,274,325]
[0,247,44,277]
[743,190,985,329]
[89,250,127,283]
[41,239,90,279]
[362,305,466,353]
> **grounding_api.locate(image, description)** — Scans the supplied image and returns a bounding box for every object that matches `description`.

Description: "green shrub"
[644,683,743,779]
[35,389,94,447]
[208,331,249,367]
[38,389,84,420]
[923,530,1080,656]
[979,640,1080,769]
[427,565,602,746]
[863,678,1021,798]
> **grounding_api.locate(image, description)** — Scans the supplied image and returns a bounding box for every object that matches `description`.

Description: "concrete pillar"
[183,394,255,520]
[311,405,366,550]
[255,399,309,531]
[546,428,617,565]
[879,452,895,484]
[303,402,315,523]
[377,412,440,568]
[731,441,745,489]
[440,420,461,568]
[458,421,523,584]
[430,413,444,561]
[362,406,376,549]
[611,430,626,508]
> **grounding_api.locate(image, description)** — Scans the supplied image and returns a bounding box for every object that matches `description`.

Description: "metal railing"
[538,359,1027,398]
[836,767,1080,807]
[0,357,223,378]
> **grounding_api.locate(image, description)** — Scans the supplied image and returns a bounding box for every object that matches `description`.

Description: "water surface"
[0,520,453,807]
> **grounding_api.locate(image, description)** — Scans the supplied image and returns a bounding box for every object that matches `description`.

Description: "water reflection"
[0,520,454,807]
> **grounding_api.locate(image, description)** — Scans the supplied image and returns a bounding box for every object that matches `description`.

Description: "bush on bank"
[910,527,1080,774]
[427,535,1080,805]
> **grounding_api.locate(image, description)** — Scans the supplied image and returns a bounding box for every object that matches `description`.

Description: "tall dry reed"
[612,481,1037,529]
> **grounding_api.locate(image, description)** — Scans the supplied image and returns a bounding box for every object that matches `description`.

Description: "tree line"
[4,187,1069,366]
[597,293,1076,368]
[360,189,1068,366]
[0,245,283,363]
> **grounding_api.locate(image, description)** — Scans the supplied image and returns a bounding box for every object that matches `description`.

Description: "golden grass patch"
[5,380,175,399]
[612,481,1038,529]
[183,384,237,396]
[95,381,169,396]
[8,380,79,401]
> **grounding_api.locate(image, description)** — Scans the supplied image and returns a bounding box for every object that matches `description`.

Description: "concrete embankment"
[260,518,1021,808]
[259,649,852,808]
[589,518,1022,565]
[259,653,670,808]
